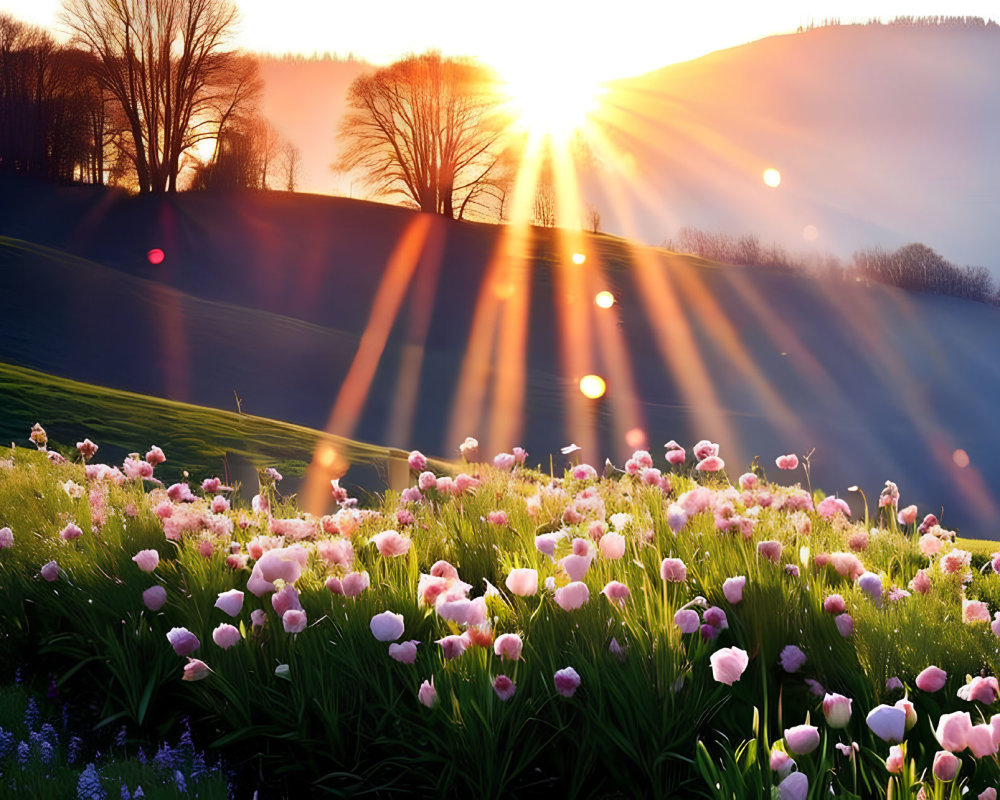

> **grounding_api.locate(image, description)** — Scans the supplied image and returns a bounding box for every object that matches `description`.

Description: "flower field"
[2,428,1000,798]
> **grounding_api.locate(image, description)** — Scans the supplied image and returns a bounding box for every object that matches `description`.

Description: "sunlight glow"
[579,374,607,399]
[572,253,586,265]
[625,427,647,449]
[502,66,604,140]
[595,290,615,308]
[763,168,781,188]
[953,449,970,468]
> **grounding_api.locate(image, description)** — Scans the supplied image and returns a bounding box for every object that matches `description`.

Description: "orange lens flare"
[572,253,586,265]
[579,374,606,399]
[595,290,615,308]
[763,168,781,187]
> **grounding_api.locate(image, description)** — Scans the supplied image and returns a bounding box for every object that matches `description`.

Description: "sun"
[499,60,604,140]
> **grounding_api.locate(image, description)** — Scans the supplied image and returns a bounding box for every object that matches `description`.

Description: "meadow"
[1,423,999,798]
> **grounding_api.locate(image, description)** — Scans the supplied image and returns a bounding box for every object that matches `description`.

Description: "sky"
[3,0,998,80]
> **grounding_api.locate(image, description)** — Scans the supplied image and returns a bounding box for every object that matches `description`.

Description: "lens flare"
[147,248,165,265]
[802,224,819,241]
[595,290,615,308]
[572,253,586,265]
[763,168,781,188]
[579,374,606,399]
[625,427,646,449]
[953,449,970,468]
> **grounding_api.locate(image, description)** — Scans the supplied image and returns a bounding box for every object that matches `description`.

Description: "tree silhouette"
[337,51,511,219]
[61,0,260,193]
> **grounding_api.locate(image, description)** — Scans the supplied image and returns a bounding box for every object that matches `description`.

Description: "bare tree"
[280,140,301,192]
[61,0,260,193]
[586,205,601,234]
[337,51,511,219]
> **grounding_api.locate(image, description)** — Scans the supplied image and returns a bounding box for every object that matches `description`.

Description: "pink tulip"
[40,560,59,581]
[778,771,808,800]
[601,581,630,607]
[823,693,852,728]
[493,675,516,701]
[936,711,973,752]
[554,666,581,698]
[494,633,523,661]
[933,750,960,781]
[710,647,749,685]
[693,440,719,460]
[770,748,795,777]
[505,568,538,597]
[370,611,405,642]
[784,724,820,755]
[372,530,411,557]
[272,585,303,617]
[132,549,159,573]
[214,589,244,617]
[835,613,854,637]
[775,454,799,470]
[494,453,515,470]
[896,698,917,731]
[916,665,947,693]
[866,704,906,743]
[251,609,266,627]
[757,540,782,563]
[967,724,998,758]
[958,676,999,705]
[341,571,370,597]
[660,557,687,582]
[674,609,700,634]
[779,645,806,673]
[166,627,200,657]
[389,640,419,664]
[980,790,997,800]
[282,609,307,634]
[437,635,468,660]
[554,582,590,611]
[696,456,725,472]
[723,576,745,604]
[182,658,211,682]
[704,606,728,629]
[535,534,557,558]
[885,745,904,773]
[143,585,167,611]
[963,599,990,624]
[816,496,850,519]
[212,624,241,649]
[60,523,83,541]
[317,538,354,569]
[886,677,904,692]
[898,504,918,525]
[418,678,438,708]
[599,532,626,559]
[559,553,593,582]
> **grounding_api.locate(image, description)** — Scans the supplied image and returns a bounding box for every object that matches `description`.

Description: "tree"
[337,51,510,219]
[61,0,261,193]
[280,141,301,192]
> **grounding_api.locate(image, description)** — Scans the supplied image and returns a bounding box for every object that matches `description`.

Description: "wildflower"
[370,611,405,642]
[272,585,303,617]
[372,530,411,557]
[933,750,960,781]
[963,599,990,624]
[958,676,999,705]
[710,647,749,685]
[459,437,479,461]
[166,628,200,657]
[885,745,904,773]
[723,576,745,604]
[512,446,527,464]
[757,540,782,563]
[823,594,845,614]
[909,569,931,594]
[408,450,427,472]
[879,481,899,508]
[696,455,725,472]
[599,532,626,559]
[866,704,906,743]
[182,659,211,681]
[212,624,241,649]
[60,522,83,541]
[437,635,468,660]
[857,572,883,606]
[388,641,419,664]
[823,693,852,728]
[250,609,266,627]
[886,677,904,692]
[784,724,820,754]
[486,510,507,526]
[704,606,728,629]
[916,665,947,692]
[142,586,167,612]
[770,748,795,777]
[898,504,918,525]
[936,711,972,752]
[601,581,630,607]
[775,454,798,470]
[282,609,307,634]
[896,697,917,731]
[418,471,437,491]
[777,771,807,800]
[494,453,515,470]
[693,440,719,460]
[554,582,590,611]
[835,613,853,637]
[660,557,687,582]
[418,678,438,708]
[131,549,159,573]
[144,446,165,465]
[214,589,244,617]
[665,442,686,465]
[817,496,850,519]
[779,645,806,673]
[967,724,998,758]
[41,560,59,581]
[554,667,581,698]
[572,463,597,480]
[77,762,107,800]
[493,675,516,701]
[674,609,700,634]
[341,571,370,597]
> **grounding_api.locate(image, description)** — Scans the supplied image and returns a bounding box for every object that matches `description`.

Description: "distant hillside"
[597,23,1000,272]
[2,179,1000,538]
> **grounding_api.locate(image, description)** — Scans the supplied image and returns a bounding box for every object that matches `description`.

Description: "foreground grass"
[1,429,1000,798]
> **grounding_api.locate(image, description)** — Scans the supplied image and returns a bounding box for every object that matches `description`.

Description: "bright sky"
[3,0,998,80]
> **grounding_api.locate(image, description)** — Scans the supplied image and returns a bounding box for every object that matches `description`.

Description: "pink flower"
[980,791,997,800]
[60,523,83,541]
[132,549,159,573]
[775,454,799,470]
[805,679,825,697]
[493,453,515,470]
[757,540,782,563]
[823,594,845,614]
[599,532,626,560]
[76,438,98,460]
[166,482,196,503]
[967,724,998,758]
[723,576,746,604]
[704,606,728,629]
[835,613,854,637]
[145,445,165,465]
[535,534,558,558]
[696,455,725,472]
[210,495,230,514]
[554,666,581,698]
[992,612,1000,638]
[0,527,12,548]
[166,627,200,657]
[214,589,244,617]
[554,582,590,611]
[829,552,865,580]
[486,510,507,526]
[512,446,527,464]
[454,473,478,493]
[341,571,370,597]
[958,676,999,705]
[40,560,59,581]
[418,678,438,708]
[919,513,939,534]
[919,533,943,556]
[866,704,906,743]
[779,645,806,673]
[493,675,516,701]
[885,745,904,773]
[601,581,630,607]
[572,463,598,480]
[665,446,686,465]
[857,572,883,606]
[963,599,990,624]
[897,504,918,525]
[817,496,851,519]
[143,585,167,611]
[941,549,972,576]
[886,677,904,692]
[933,750,960,781]
[660,557,687,582]
[317,538,355,569]
[674,609,700,634]
[418,471,437,491]
[738,472,758,490]
[936,711,972,752]
[505,568,538,597]
[370,611,405,642]
[250,609,266,627]
[437,634,468,660]
[400,487,422,503]
[710,647,749,685]
[212,624,241,649]
[693,440,719,460]
[408,450,427,472]
[910,569,931,594]
[667,504,688,533]
[823,693,852,728]
[389,640,419,664]
[778,771,808,800]
[182,658,211,682]
[916,665,947,692]
[700,623,719,641]
[372,530,411,557]
[784,724,820,754]
[559,552,593,582]
[494,633,523,661]
[272,585,303,617]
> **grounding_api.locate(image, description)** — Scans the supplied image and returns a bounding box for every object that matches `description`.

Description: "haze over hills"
[260,23,1000,272]
[1,178,999,538]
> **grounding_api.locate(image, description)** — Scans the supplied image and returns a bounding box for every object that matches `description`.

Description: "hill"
[1,179,999,536]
